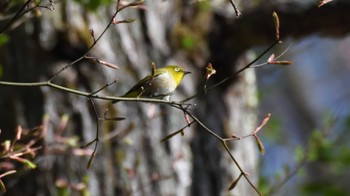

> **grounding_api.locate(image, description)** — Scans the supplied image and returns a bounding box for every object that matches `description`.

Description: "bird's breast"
[146,72,177,97]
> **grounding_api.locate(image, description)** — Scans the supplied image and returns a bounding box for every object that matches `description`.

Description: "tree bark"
[1,0,350,196]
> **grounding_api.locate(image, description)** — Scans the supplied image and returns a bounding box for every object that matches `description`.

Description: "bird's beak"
[184,71,191,75]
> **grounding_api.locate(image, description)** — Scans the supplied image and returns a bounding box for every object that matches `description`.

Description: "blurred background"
[0,0,350,195]
[258,35,350,195]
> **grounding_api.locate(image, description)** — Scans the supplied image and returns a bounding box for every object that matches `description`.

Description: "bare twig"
[251,45,292,68]
[0,170,17,179]
[183,109,262,196]
[182,39,281,103]
[160,120,195,142]
[228,0,241,16]
[0,0,33,35]
[85,55,120,70]
[90,79,118,95]
[49,0,123,82]
[49,0,143,82]
[222,142,262,195]
[86,97,100,169]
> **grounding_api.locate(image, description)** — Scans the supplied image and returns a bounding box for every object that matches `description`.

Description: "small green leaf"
[151,62,156,80]
[228,174,242,190]
[294,145,305,162]
[0,179,6,192]
[160,129,185,143]
[272,12,280,40]
[115,19,137,24]
[124,18,137,23]
[0,34,9,47]
[123,137,134,145]
[254,135,265,155]
[24,159,37,169]
[181,36,194,50]
[64,136,79,147]
[180,130,185,136]
[2,140,11,152]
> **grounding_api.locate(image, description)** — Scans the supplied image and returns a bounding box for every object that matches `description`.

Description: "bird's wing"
[123,69,166,97]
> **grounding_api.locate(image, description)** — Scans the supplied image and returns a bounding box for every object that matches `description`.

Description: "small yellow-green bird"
[113,65,191,103]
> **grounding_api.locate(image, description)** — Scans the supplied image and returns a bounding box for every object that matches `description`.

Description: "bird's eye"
[174,67,180,72]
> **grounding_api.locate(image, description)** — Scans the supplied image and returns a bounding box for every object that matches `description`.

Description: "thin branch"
[207,40,280,92]
[265,114,338,195]
[265,156,307,195]
[0,0,33,35]
[86,97,100,169]
[90,79,118,95]
[228,0,241,16]
[47,1,145,82]
[49,56,85,82]
[183,108,262,195]
[160,120,195,142]
[185,111,223,141]
[49,0,123,82]
[0,170,17,179]
[0,0,54,35]
[251,45,291,68]
[222,142,262,196]
[0,81,179,104]
[181,39,280,103]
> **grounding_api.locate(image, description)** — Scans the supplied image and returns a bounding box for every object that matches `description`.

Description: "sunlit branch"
[181,39,281,103]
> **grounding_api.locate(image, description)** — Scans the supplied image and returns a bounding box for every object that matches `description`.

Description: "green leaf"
[302,182,347,196]
[228,174,242,190]
[123,137,134,145]
[2,140,11,152]
[64,136,79,147]
[272,12,280,40]
[151,62,156,80]
[24,159,37,169]
[254,135,265,155]
[160,129,185,143]
[115,19,137,24]
[294,145,305,162]
[180,130,185,136]
[181,36,194,50]
[0,179,6,192]
[0,34,9,47]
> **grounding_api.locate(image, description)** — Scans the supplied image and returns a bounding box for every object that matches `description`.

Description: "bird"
[113,65,190,103]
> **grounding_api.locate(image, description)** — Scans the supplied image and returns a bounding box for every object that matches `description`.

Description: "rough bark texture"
[1,0,349,196]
